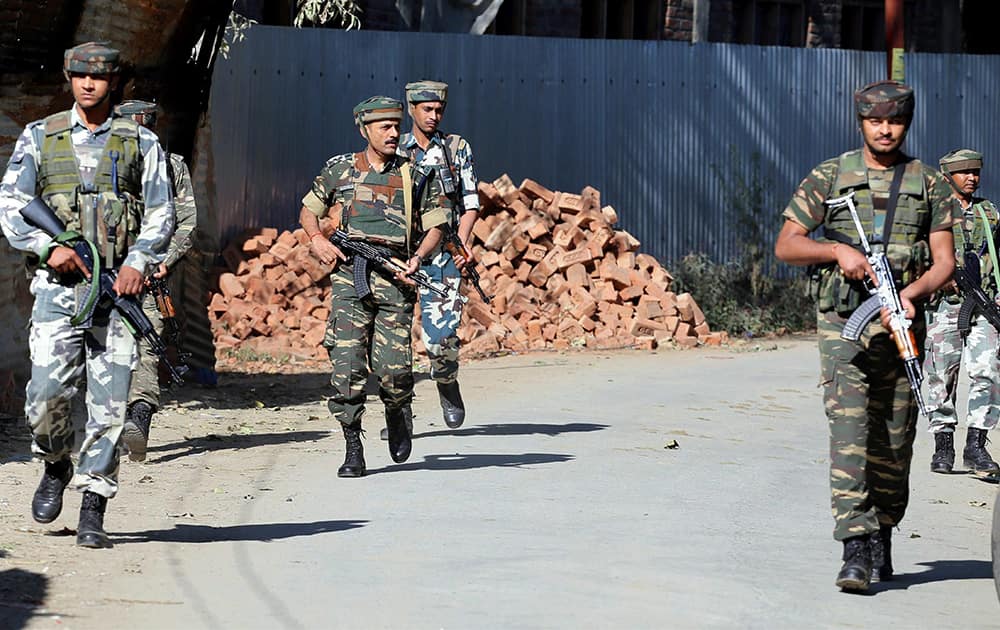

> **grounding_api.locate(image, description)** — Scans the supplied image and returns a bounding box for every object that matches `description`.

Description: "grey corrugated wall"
[206,26,1000,264]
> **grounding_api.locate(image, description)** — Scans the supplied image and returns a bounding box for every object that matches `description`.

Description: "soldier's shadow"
[113,519,367,544]
[145,430,331,464]
[372,451,574,474]
[415,422,608,439]
[0,568,51,630]
[870,559,994,592]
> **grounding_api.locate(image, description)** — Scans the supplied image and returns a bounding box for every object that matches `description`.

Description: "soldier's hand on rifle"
[152,262,169,279]
[46,245,91,278]
[309,233,346,267]
[113,265,144,296]
[832,243,877,284]
[880,295,916,330]
[453,240,476,269]
[395,255,421,286]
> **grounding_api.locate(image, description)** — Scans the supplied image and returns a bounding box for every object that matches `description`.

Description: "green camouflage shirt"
[163,152,197,269]
[302,151,449,250]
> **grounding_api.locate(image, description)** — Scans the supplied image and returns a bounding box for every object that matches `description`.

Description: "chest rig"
[815,150,931,314]
[333,152,416,255]
[35,111,144,268]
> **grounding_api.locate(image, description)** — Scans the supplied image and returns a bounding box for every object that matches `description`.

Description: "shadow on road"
[0,568,51,630]
[146,429,332,464]
[872,559,994,592]
[373,452,574,475]
[114,519,367,544]
[416,422,608,439]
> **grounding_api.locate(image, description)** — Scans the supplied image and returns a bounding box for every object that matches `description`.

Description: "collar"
[71,105,113,134]
[360,149,403,173]
[401,130,445,152]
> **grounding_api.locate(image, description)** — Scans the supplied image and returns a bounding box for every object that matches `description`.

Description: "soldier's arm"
[124,131,175,278]
[901,229,955,302]
[162,156,197,269]
[453,137,480,247]
[300,165,346,267]
[0,125,56,257]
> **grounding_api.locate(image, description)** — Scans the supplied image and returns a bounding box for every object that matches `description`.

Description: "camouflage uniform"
[782,83,955,543]
[924,149,1000,475]
[301,98,449,433]
[399,81,480,386]
[0,47,174,500]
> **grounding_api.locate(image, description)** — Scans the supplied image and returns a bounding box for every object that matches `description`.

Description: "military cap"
[353,96,403,125]
[64,41,120,75]
[405,80,448,104]
[854,80,914,119]
[939,148,983,173]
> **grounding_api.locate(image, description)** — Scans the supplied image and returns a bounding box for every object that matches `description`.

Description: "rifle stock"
[441,226,491,303]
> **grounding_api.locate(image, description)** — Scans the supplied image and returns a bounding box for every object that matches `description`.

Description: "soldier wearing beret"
[0,42,175,547]
[924,149,1000,477]
[775,80,957,591]
[389,79,481,437]
[299,96,451,477]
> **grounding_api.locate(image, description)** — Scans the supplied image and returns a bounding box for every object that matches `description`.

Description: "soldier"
[381,80,480,440]
[114,99,200,463]
[298,96,450,477]
[774,80,957,591]
[0,43,174,547]
[924,149,1000,477]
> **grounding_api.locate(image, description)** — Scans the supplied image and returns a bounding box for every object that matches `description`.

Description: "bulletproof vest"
[336,152,409,251]
[954,199,1000,296]
[35,111,145,266]
[815,149,931,314]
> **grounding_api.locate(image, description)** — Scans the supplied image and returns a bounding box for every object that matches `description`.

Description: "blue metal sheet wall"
[207,26,1000,264]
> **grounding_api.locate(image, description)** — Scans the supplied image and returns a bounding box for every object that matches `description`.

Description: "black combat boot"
[32,459,73,524]
[385,407,413,464]
[437,381,465,429]
[76,491,112,549]
[338,421,366,478]
[963,428,1000,476]
[930,431,955,474]
[835,535,872,591]
[379,407,413,441]
[869,526,893,582]
[122,401,154,462]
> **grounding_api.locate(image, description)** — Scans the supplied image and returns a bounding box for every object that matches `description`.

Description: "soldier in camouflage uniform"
[924,149,1000,477]
[0,43,174,548]
[298,96,450,477]
[114,100,200,463]
[774,81,957,591]
[386,80,481,438]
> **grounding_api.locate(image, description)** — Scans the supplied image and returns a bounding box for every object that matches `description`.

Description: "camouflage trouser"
[128,293,163,409]
[418,250,464,384]
[25,273,137,499]
[818,310,921,541]
[924,299,1000,432]
[324,263,416,427]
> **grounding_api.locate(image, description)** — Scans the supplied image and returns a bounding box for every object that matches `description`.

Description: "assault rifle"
[20,197,189,385]
[329,229,447,299]
[441,225,491,303]
[954,250,1000,338]
[828,192,928,416]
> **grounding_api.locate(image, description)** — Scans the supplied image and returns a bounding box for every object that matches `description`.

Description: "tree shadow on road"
[371,452,574,475]
[871,559,994,592]
[145,429,332,464]
[113,519,367,544]
[415,422,608,439]
[0,568,52,630]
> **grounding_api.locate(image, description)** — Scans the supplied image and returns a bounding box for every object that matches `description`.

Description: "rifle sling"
[974,206,1000,292]
[876,163,906,246]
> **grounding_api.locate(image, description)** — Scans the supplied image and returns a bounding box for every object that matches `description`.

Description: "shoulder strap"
[975,205,1000,290]
[878,162,906,244]
[401,162,413,256]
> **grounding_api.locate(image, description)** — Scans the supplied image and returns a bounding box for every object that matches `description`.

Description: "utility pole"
[886,0,904,80]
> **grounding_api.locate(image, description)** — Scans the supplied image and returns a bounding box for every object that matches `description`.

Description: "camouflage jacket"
[399,130,480,220]
[950,196,1000,296]
[783,149,956,314]
[301,151,449,253]
[163,153,197,269]
[0,106,174,275]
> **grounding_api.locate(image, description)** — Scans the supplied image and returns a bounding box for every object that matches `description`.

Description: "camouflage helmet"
[115,100,157,127]
[405,80,448,104]
[939,148,983,173]
[353,96,403,126]
[854,80,914,119]
[63,41,120,75]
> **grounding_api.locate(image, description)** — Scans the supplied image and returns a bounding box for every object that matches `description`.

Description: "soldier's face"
[860,116,908,156]
[68,72,116,110]
[364,120,401,157]
[950,169,980,196]
[410,102,445,135]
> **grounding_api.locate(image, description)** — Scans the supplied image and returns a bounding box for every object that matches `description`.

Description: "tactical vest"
[815,150,931,314]
[335,152,411,253]
[952,199,1000,296]
[35,111,145,265]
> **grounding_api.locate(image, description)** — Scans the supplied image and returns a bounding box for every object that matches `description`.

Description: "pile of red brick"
[207,176,725,362]
[450,176,725,357]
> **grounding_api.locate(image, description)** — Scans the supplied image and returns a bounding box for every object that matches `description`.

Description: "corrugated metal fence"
[207,26,1000,265]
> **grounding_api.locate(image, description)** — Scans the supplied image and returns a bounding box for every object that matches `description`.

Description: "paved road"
[55,340,1000,628]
